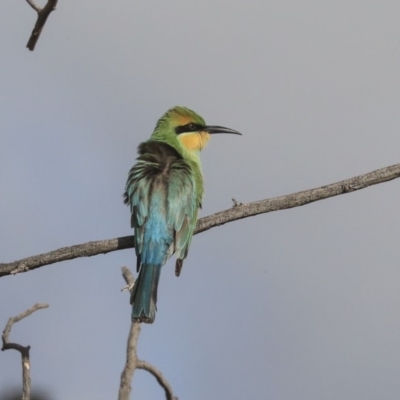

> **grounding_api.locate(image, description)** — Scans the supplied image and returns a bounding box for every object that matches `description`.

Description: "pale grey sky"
[2,1,400,399]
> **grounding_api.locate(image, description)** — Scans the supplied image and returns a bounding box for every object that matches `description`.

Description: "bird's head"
[151,106,241,154]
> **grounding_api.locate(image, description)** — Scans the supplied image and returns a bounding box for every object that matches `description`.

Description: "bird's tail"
[130,263,162,323]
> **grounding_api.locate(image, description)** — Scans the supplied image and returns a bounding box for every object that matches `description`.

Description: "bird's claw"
[121,282,135,292]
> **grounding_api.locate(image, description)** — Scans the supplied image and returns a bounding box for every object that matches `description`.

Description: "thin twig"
[1,162,400,277]
[25,0,40,12]
[232,198,243,207]
[137,360,177,400]
[25,0,58,51]
[1,303,49,400]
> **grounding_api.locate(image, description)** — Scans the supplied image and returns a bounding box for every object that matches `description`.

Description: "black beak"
[204,125,242,135]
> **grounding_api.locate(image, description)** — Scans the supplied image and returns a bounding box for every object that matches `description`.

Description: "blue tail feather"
[130,263,162,323]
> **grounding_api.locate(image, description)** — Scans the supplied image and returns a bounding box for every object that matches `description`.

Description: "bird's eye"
[175,123,201,135]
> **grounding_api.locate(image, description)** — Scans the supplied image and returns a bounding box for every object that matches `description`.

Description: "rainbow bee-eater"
[124,106,241,323]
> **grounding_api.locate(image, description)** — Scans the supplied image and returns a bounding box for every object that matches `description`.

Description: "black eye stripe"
[175,123,203,135]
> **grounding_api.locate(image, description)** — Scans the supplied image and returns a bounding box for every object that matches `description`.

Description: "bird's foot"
[121,282,135,292]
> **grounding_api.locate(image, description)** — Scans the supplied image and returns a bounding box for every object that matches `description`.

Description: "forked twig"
[1,303,49,400]
[118,267,177,400]
[25,0,58,51]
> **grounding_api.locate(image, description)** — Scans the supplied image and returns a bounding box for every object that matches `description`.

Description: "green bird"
[124,106,241,323]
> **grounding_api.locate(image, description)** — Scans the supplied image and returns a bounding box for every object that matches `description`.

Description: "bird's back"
[124,140,201,322]
[124,140,200,270]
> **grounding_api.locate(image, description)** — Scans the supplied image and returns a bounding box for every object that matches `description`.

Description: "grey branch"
[137,360,177,400]
[1,303,49,400]
[119,267,140,400]
[0,236,134,277]
[118,319,142,400]
[1,162,400,278]
[118,267,177,400]
[25,0,58,51]
[195,162,400,234]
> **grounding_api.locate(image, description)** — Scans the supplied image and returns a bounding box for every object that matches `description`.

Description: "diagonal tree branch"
[1,303,49,400]
[25,0,58,51]
[195,162,400,234]
[1,162,400,278]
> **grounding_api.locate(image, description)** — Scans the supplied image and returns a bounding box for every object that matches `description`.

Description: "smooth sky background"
[2,1,400,399]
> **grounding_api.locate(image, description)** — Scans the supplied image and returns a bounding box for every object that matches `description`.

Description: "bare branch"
[1,162,400,277]
[118,268,177,399]
[196,162,400,234]
[118,320,141,400]
[25,0,58,51]
[119,267,140,400]
[137,360,177,400]
[0,236,134,277]
[1,303,49,400]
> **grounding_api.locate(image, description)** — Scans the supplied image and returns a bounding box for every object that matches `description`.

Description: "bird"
[124,106,241,323]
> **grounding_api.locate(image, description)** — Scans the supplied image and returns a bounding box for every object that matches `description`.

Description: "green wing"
[124,140,199,273]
